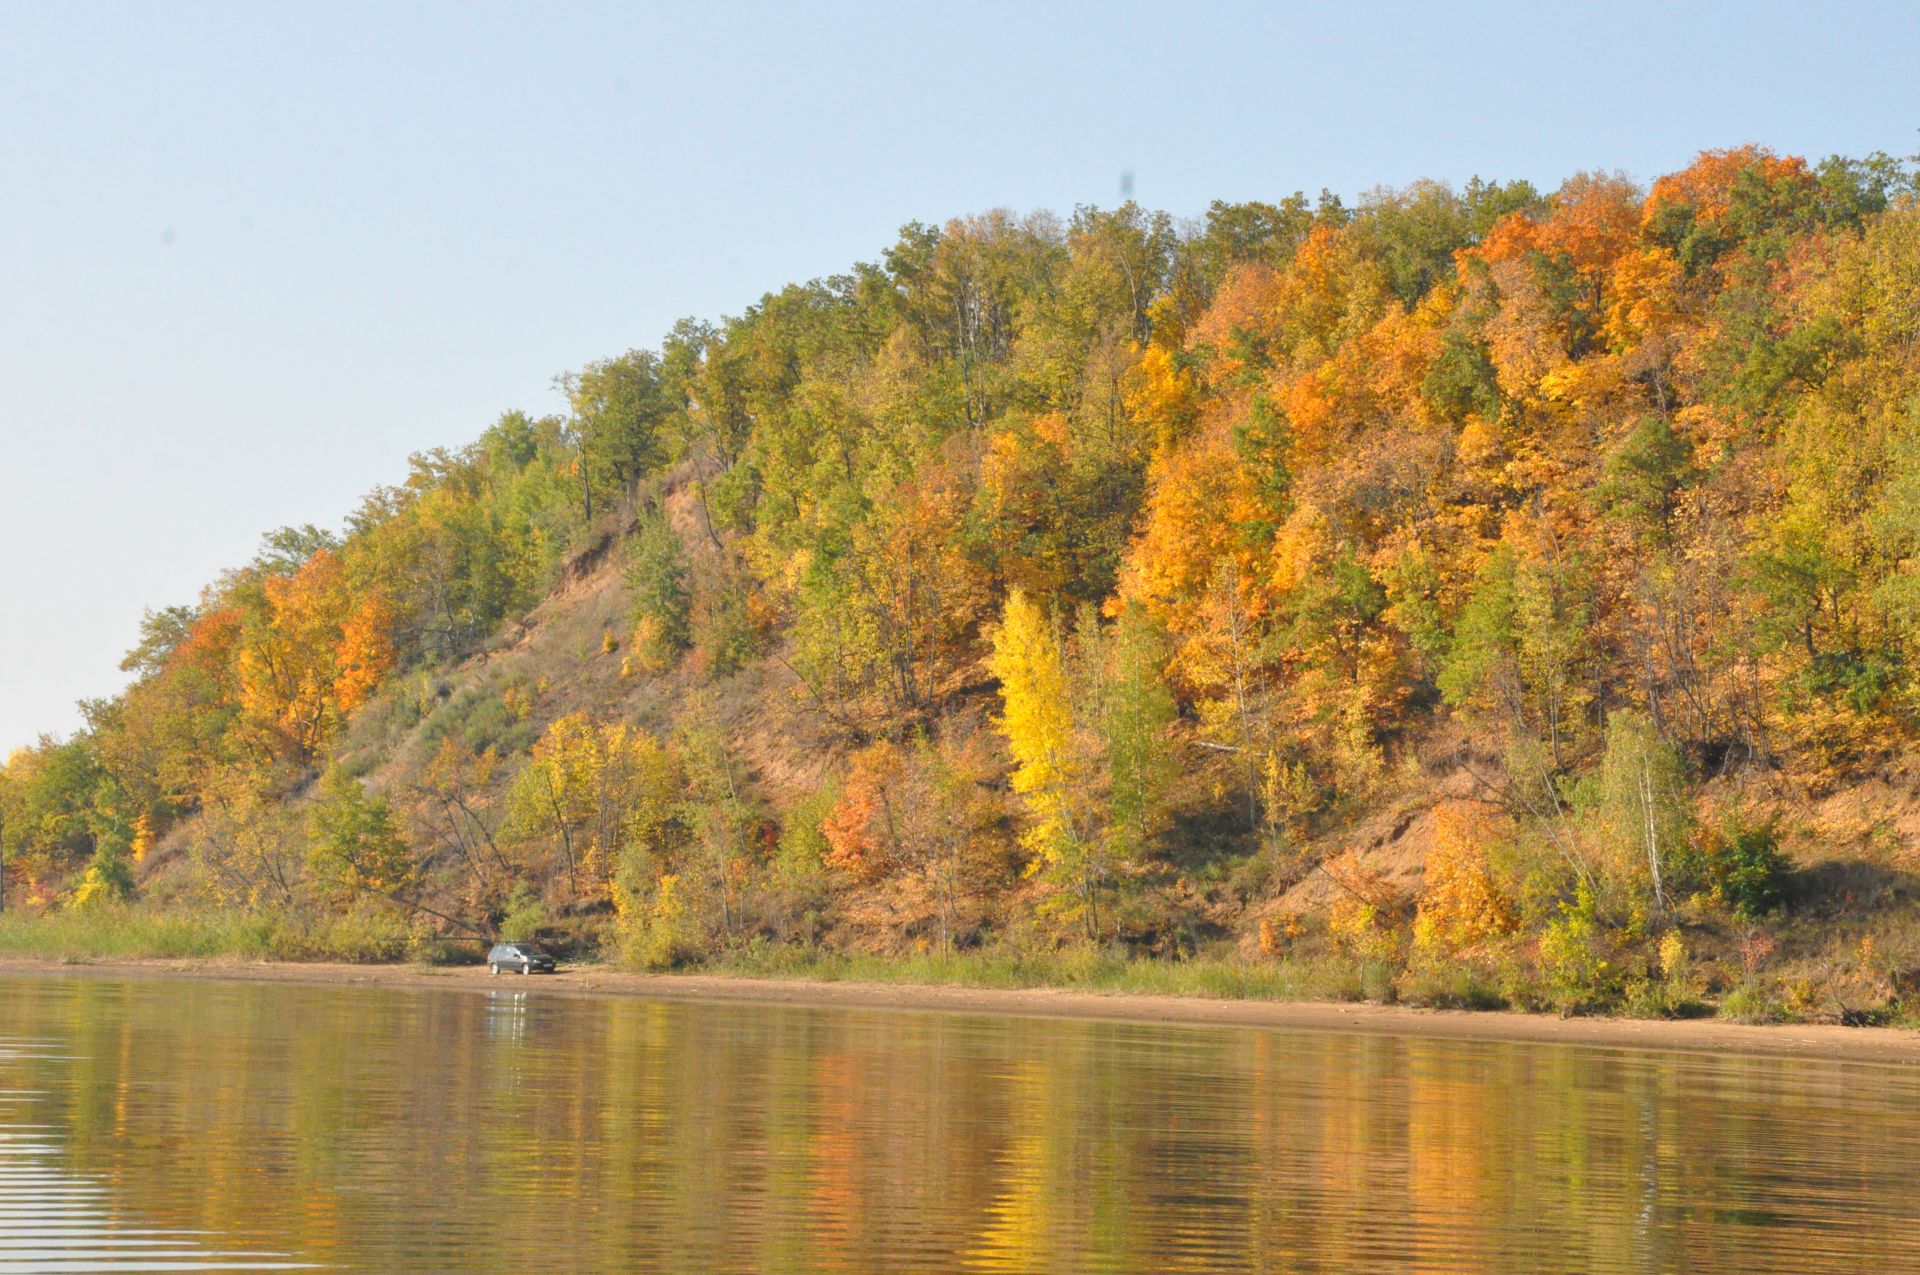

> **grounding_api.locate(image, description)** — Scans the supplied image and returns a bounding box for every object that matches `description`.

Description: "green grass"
[0,908,1394,1007]
[0,907,288,962]
[708,942,1392,1003]
[8,908,1914,1030]
[0,905,466,965]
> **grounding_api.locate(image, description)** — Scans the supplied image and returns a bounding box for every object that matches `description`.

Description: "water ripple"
[5,974,1920,1271]
[0,1060,318,1272]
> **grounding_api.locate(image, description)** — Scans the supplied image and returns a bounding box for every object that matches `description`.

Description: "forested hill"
[8,145,1920,1016]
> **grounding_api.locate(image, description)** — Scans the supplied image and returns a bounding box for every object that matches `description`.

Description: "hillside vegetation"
[10,145,1920,1021]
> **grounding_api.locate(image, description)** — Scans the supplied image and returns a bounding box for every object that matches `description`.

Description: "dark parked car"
[487,942,557,975]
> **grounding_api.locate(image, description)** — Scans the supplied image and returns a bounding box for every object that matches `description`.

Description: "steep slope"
[8,146,1920,1022]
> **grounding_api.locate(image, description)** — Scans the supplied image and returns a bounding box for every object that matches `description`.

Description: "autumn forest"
[8,145,1920,1020]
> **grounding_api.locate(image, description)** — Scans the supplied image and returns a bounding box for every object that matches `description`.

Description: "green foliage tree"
[1091,603,1177,873]
[1578,709,1694,919]
[307,767,416,907]
[560,350,677,517]
[0,737,107,891]
[675,713,755,941]
[625,510,692,668]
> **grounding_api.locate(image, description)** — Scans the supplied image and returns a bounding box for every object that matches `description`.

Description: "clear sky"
[2,0,1917,754]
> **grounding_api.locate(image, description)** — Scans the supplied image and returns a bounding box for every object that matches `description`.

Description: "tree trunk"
[1641,763,1666,917]
[542,770,577,889]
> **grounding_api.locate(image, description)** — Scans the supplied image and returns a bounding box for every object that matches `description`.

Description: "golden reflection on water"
[0,974,1915,1272]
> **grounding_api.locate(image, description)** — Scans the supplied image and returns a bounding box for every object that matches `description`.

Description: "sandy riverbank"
[4,956,1918,1063]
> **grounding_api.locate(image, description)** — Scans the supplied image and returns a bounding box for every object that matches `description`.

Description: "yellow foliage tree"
[1121,342,1198,450]
[1412,802,1517,956]
[987,588,1100,932]
[236,550,394,764]
[508,712,678,897]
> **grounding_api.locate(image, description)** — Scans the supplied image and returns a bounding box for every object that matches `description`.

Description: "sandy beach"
[3,956,1917,1064]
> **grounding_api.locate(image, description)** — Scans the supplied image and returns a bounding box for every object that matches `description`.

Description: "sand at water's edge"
[3,957,1917,1064]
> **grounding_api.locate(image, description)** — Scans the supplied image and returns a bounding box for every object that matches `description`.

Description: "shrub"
[1538,883,1616,1013]
[692,574,758,677]
[615,872,701,970]
[311,906,412,962]
[419,688,539,757]
[1396,955,1508,1010]
[1257,911,1302,957]
[1324,854,1408,964]
[773,787,835,897]
[1710,817,1788,918]
[1622,930,1707,1018]
[1719,983,1783,1024]
[499,882,546,942]
[69,845,135,911]
[457,697,516,754]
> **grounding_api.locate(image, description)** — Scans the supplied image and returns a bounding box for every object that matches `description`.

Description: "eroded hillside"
[10,145,1920,1020]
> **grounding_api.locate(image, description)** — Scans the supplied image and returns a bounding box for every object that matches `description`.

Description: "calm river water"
[0,973,1914,1272]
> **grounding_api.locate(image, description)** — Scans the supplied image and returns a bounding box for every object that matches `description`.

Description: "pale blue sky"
[3,0,1917,752]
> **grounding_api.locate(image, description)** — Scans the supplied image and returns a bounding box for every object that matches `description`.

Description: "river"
[0,972,1913,1271]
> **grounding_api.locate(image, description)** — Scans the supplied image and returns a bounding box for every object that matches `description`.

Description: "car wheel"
[489,964,498,976]
[520,964,530,975]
